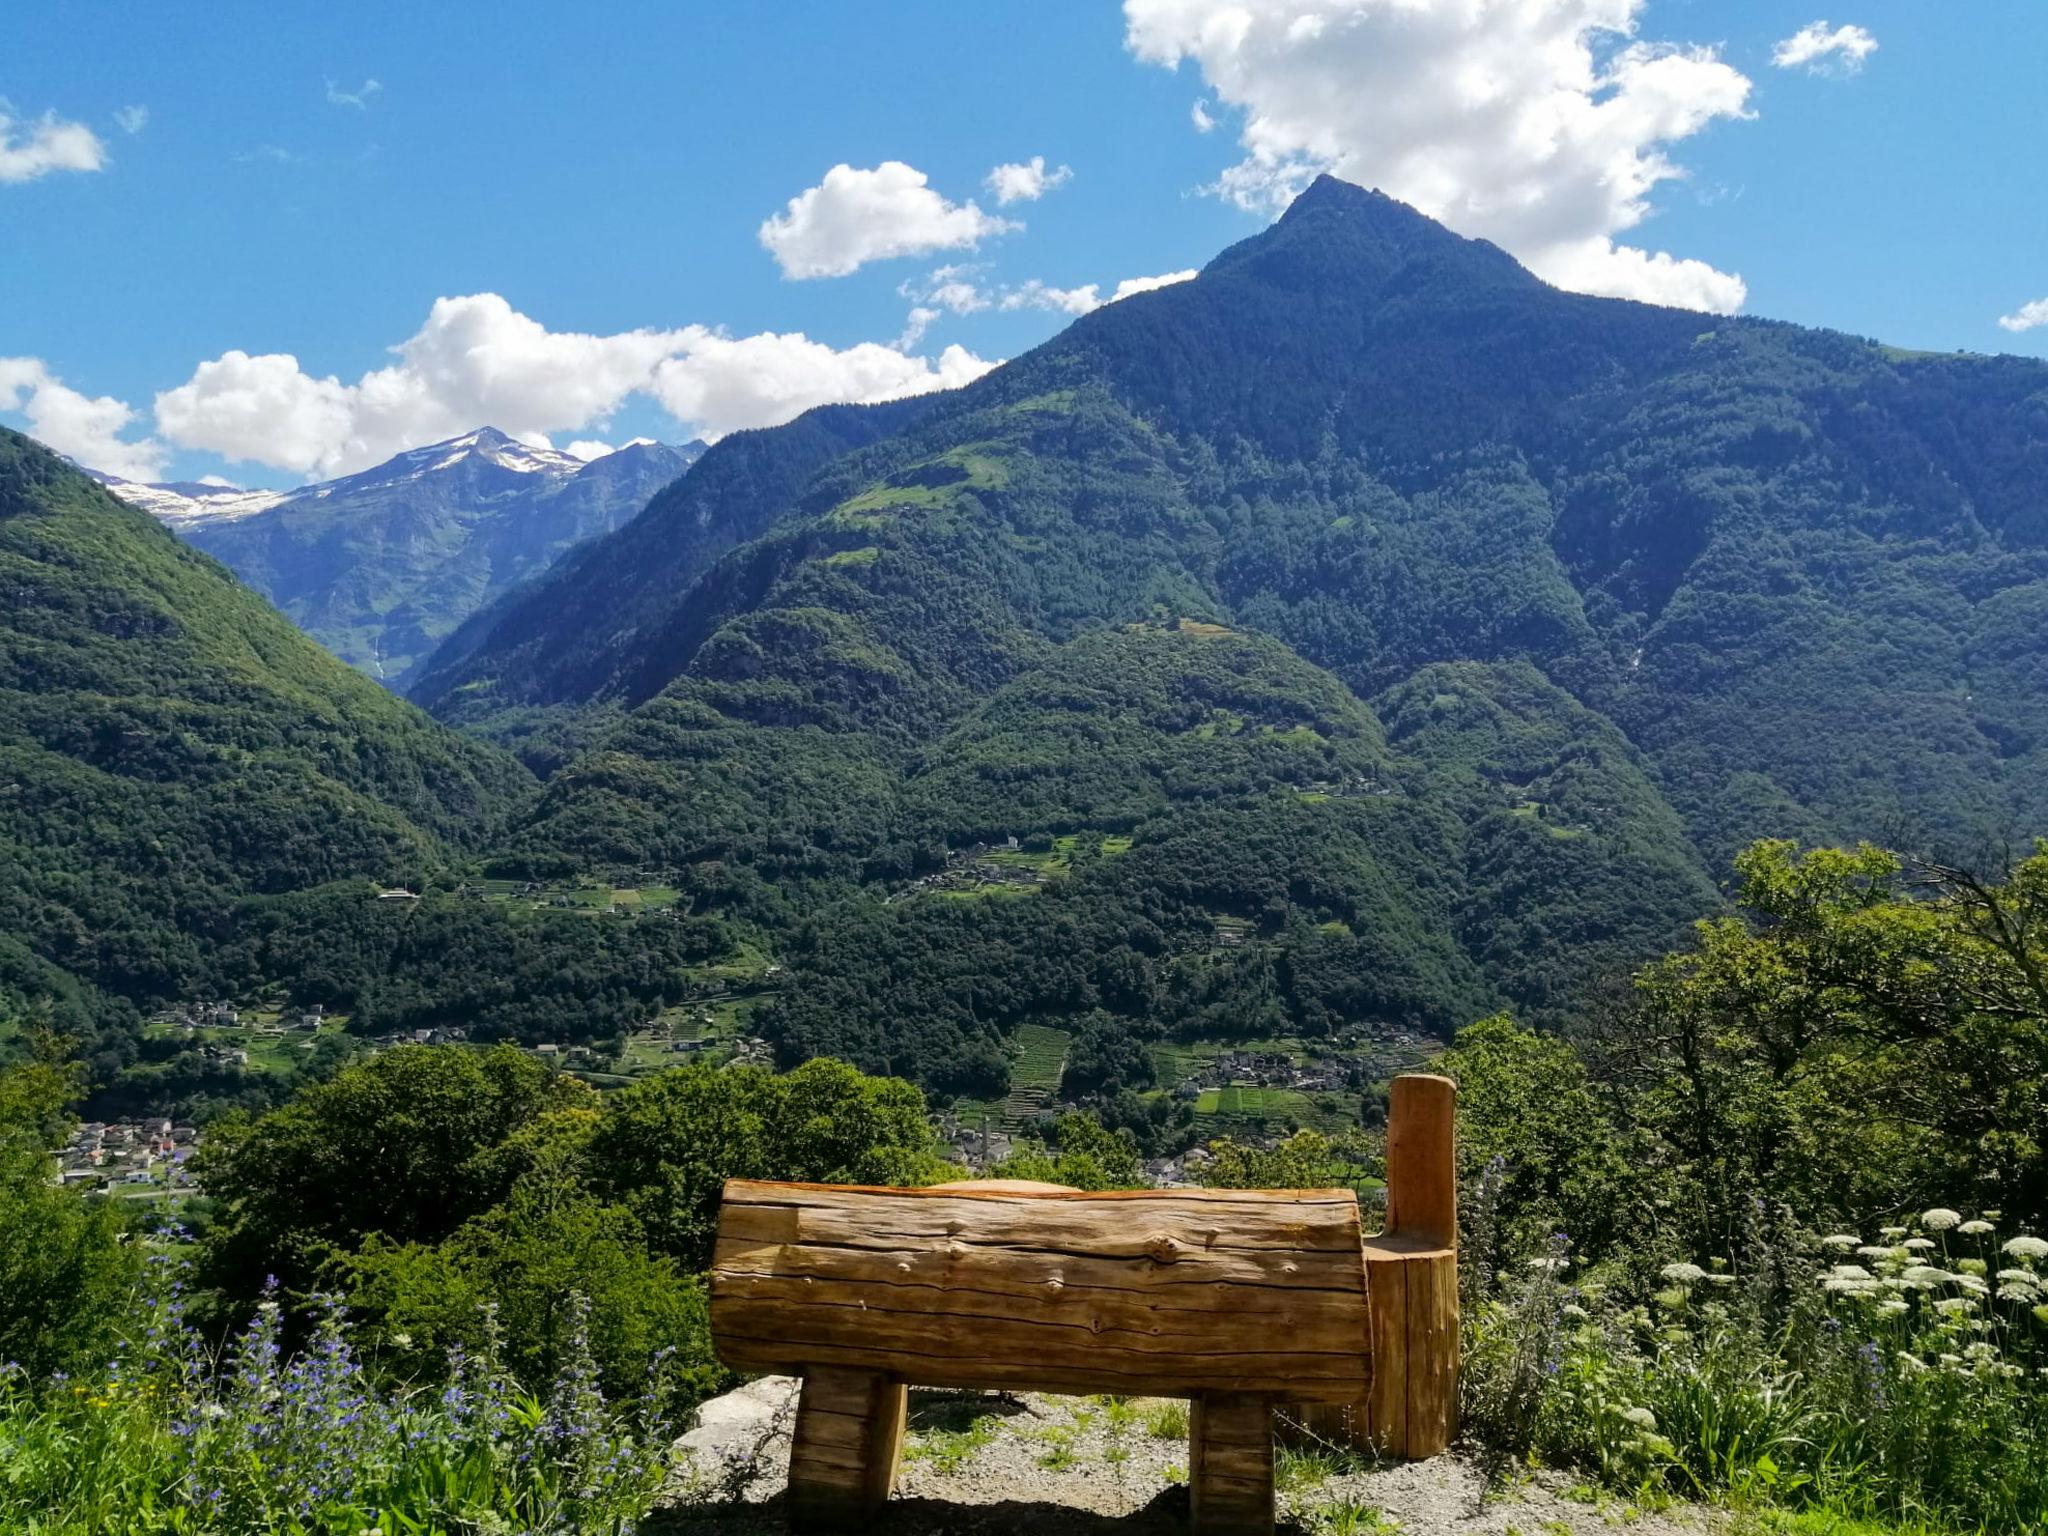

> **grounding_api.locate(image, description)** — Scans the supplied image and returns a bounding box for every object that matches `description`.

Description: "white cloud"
[0,103,107,184]
[992,268,1201,319]
[0,357,167,480]
[114,105,149,135]
[325,77,382,109]
[902,264,993,315]
[565,440,617,461]
[1191,99,1217,133]
[651,335,995,442]
[1111,268,1199,301]
[895,307,942,349]
[151,292,997,476]
[759,161,1019,279]
[1001,279,1104,315]
[1998,298,2048,335]
[1773,22,1878,75]
[985,155,1073,204]
[1124,0,1756,313]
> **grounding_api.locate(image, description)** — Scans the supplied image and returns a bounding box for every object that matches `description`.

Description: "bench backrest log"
[711,1181,1373,1400]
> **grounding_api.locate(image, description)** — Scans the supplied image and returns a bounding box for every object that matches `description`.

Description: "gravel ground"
[646,1380,1727,1535]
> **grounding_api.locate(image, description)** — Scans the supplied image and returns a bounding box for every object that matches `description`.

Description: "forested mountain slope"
[426,176,2048,1094]
[412,398,936,717]
[0,429,535,1064]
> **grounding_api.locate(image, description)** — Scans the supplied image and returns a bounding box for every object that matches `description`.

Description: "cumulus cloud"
[325,77,382,109]
[993,268,1200,319]
[1998,298,2048,335]
[759,161,1018,279]
[0,357,167,480]
[1001,279,1103,315]
[114,105,149,135]
[151,292,996,477]
[985,155,1073,204]
[0,103,108,184]
[1773,22,1878,75]
[1124,0,1755,313]
[1111,269,1199,301]
[1191,99,1217,133]
[651,335,994,442]
[901,264,993,315]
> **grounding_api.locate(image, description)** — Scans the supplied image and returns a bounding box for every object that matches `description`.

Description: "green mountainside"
[0,431,732,1106]
[10,177,2048,1117]
[407,176,2048,1097]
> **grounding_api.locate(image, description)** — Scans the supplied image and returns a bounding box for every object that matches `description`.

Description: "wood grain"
[709,1180,1373,1399]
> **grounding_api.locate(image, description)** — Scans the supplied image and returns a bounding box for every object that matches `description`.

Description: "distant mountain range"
[91,428,702,691]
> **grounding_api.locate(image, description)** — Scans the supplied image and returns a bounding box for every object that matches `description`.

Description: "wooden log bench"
[707,1072,1458,1535]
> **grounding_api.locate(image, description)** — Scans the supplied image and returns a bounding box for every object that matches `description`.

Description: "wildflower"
[1901,1265,1949,1286]
[391,1332,412,1349]
[1933,1297,1976,1315]
[1959,1220,1994,1236]
[1878,1299,1909,1315]
[1660,1262,1706,1285]
[1964,1342,1999,1361]
[1956,1257,1989,1276]
[1903,1237,1936,1252]
[1998,1268,2040,1285]
[1561,1303,1589,1320]
[1881,1226,1908,1239]
[1622,1407,1657,1430]
[1897,1352,1928,1372]
[1921,1208,1962,1232]
[1821,1234,1861,1251]
[2003,1235,2048,1261]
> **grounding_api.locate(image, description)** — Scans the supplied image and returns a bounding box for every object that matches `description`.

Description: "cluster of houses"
[1297,775,1396,799]
[887,839,1044,904]
[55,1117,197,1192]
[1172,1047,1353,1097]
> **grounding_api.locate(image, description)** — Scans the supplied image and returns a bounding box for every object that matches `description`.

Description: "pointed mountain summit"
[102,427,703,690]
[402,174,2048,1099]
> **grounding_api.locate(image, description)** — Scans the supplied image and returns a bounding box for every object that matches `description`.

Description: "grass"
[1144,1401,1190,1440]
[905,1413,1000,1475]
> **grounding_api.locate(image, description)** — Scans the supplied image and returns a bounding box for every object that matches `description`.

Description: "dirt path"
[647,1379,1726,1535]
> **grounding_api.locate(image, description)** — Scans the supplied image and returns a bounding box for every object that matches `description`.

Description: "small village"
[53,1115,200,1196]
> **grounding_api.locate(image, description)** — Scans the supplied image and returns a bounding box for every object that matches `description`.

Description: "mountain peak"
[1205,173,1536,298]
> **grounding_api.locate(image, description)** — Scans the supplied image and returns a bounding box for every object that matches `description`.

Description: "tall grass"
[1462,1202,2048,1534]
[0,1246,679,1535]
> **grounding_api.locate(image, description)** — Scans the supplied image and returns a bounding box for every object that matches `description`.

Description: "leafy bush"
[0,1255,677,1536]
[1463,1205,2048,1533]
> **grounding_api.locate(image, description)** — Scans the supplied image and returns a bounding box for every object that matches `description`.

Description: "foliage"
[990,1112,1145,1190]
[1463,1206,2048,1534]
[1436,1015,1642,1259]
[191,1045,594,1302]
[582,1055,952,1267]
[0,1262,679,1536]
[1597,840,2048,1254]
[0,1049,139,1382]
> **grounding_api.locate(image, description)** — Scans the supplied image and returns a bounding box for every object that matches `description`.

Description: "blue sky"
[3,1,2043,487]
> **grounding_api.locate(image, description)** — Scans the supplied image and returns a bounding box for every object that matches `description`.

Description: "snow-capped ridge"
[92,426,682,527]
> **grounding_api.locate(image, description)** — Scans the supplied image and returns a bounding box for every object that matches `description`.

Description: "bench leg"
[786,1366,906,1531]
[1189,1392,1274,1536]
